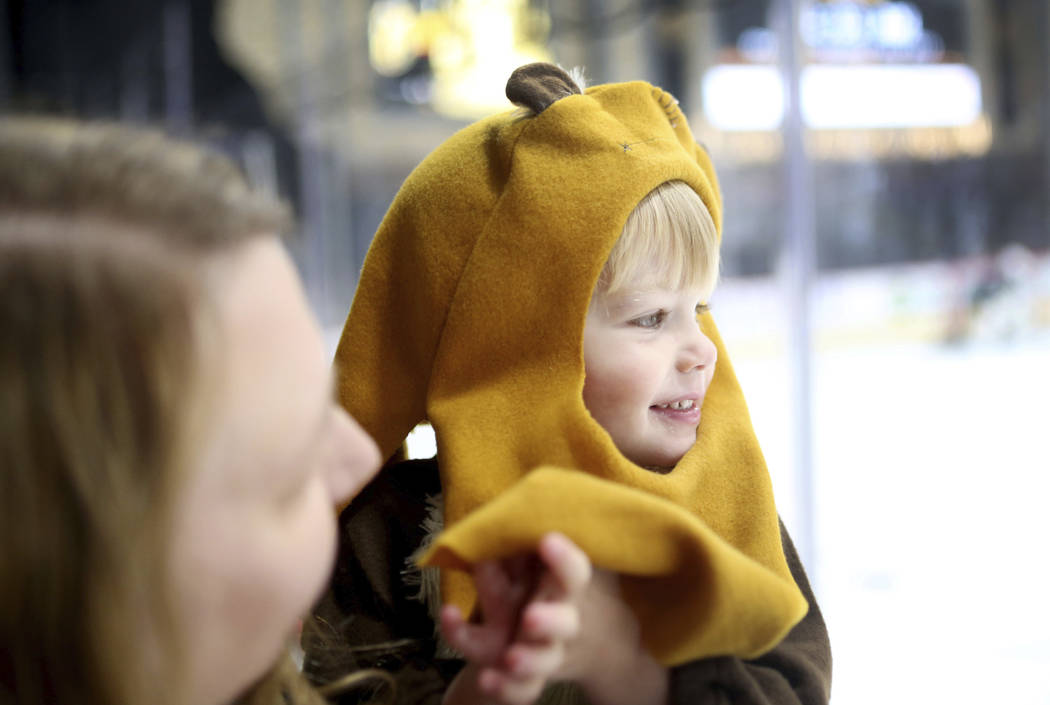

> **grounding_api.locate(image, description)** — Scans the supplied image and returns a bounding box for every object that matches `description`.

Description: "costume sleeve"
[302,458,459,705]
[666,520,832,705]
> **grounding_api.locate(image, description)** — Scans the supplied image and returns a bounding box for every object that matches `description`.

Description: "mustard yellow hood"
[334,64,807,665]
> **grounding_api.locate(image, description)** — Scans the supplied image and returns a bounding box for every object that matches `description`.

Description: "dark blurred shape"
[0,0,300,209]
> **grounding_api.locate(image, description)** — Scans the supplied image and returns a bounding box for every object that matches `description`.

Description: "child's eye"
[631,310,667,328]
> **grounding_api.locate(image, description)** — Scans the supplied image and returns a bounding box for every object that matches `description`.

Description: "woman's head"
[167,236,381,705]
[582,180,721,470]
[0,118,380,705]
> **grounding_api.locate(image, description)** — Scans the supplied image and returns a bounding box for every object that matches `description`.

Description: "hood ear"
[505,63,583,115]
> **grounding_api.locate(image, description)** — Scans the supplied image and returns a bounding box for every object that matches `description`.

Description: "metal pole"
[120,40,150,123]
[162,0,193,133]
[0,0,11,109]
[775,0,817,578]
[322,0,356,325]
[281,0,329,323]
[586,0,609,83]
[1044,0,1050,248]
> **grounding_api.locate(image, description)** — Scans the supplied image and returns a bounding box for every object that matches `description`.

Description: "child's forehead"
[593,284,687,311]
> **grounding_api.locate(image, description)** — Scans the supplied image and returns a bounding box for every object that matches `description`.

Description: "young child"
[306,64,831,704]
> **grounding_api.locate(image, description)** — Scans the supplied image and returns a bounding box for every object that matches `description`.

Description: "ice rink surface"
[733,337,1050,705]
[721,245,1050,705]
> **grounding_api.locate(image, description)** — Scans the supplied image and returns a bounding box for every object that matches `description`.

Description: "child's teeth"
[669,400,694,410]
[655,400,696,410]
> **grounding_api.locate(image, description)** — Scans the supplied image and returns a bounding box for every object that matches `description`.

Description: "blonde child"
[306,64,831,705]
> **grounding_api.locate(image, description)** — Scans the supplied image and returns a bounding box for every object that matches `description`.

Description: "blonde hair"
[0,118,320,705]
[596,180,720,301]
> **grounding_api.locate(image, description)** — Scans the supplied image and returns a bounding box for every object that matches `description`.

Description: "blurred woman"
[0,118,382,705]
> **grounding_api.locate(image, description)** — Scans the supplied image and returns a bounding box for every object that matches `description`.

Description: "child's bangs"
[598,181,720,300]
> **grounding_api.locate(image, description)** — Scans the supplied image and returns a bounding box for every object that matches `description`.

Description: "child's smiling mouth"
[653,399,696,410]
[650,397,702,424]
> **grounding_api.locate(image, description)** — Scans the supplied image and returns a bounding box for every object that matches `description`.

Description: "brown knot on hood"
[505,62,582,115]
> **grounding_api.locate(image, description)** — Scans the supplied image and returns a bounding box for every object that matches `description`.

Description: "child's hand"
[552,565,668,705]
[440,532,590,705]
[440,533,668,705]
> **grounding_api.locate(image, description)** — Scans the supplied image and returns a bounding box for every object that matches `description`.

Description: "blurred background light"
[803,63,982,129]
[369,1,422,77]
[367,0,552,119]
[702,63,785,131]
[702,63,982,131]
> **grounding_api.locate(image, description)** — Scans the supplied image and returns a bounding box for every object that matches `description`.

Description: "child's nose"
[677,323,717,373]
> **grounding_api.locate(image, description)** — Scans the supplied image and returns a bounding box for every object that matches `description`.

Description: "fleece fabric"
[305,458,833,705]
[333,66,807,665]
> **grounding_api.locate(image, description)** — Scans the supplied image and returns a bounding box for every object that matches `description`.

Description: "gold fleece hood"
[334,64,807,665]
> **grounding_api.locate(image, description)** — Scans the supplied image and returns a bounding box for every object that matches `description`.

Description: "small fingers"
[503,641,566,679]
[440,604,506,665]
[474,560,512,617]
[475,558,538,630]
[535,532,592,601]
[518,601,581,642]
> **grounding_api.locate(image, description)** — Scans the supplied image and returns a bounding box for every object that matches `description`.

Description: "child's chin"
[633,448,689,473]
[639,462,676,474]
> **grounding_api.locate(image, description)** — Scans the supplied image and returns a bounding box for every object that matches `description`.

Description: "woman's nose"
[324,406,381,506]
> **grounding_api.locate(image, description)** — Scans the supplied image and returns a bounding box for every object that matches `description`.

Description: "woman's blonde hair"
[596,180,720,301]
[0,118,322,705]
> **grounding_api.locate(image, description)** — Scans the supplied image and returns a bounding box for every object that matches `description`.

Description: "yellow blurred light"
[368,0,421,77]
[366,0,553,119]
[430,0,552,119]
[430,32,468,71]
[415,11,455,47]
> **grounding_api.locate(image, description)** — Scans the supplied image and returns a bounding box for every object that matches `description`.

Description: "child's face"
[582,284,717,469]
